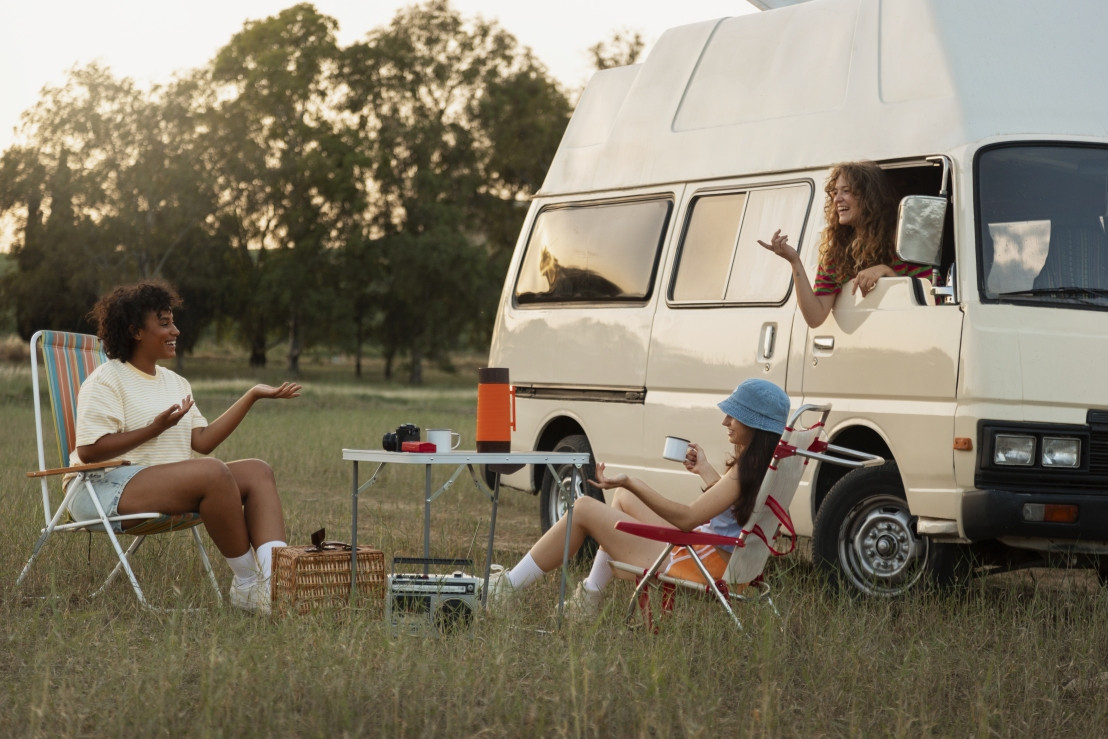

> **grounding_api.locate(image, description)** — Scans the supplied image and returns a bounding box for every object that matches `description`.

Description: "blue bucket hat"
[717,379,790,436]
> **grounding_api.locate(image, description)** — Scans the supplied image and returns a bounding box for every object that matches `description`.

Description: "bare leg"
[117,458,250,558]
[226,459,285,546]
[528,495,668,573]
[608,488,669,527]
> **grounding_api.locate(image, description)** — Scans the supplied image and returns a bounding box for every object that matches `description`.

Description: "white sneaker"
[230,576,271,616]
[562,582,603,621]
[484,564,515,605]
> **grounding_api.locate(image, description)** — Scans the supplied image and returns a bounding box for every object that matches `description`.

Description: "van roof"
[540,0,1108,195]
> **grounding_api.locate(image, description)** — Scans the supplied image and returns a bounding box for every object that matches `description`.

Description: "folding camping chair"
[15,330,223,610]
[611,404,883,631]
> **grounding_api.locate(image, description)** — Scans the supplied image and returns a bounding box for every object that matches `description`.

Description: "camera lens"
[382,432,399,452]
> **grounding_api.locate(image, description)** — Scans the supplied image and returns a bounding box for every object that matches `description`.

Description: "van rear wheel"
[813,462,956,596]
[540,434,600,559]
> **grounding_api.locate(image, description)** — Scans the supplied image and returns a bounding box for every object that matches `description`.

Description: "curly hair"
[724,427,782,528]
[818,161,897,281]
[88,280,182,362]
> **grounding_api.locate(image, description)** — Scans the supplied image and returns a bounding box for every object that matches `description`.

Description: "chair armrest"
[615,521,741,548]
[27,460,131,478]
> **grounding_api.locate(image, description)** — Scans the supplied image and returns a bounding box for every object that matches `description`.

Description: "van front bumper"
[962,489,1108,541]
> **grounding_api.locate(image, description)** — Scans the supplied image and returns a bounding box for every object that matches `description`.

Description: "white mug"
[427,428,461,453]
[662,436,690,463]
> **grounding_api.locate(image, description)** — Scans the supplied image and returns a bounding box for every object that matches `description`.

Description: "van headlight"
[1042,437,1081,468]
[982,422,1087,472]
[994,434,1035,466]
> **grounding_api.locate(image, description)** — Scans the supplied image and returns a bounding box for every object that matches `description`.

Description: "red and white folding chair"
[611,404,883,631]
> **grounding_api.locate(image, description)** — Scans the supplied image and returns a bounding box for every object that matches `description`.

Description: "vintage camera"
[382,423,420,452]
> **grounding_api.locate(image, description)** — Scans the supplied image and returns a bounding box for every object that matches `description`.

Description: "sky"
[0,1,758,153]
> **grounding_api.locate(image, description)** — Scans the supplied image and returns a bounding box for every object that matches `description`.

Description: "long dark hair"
[88,280,181,362]
[728,428,782,528]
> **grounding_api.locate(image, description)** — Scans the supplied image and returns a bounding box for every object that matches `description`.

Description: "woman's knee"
[572,495,608,525]
[610,488,633,510]
[228,459,276,492]
[186,457,236,489]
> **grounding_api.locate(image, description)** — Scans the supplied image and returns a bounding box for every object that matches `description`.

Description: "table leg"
[556,464,579,628]
[423,464,432,576]
[351,460,359,599]
[482,472,500,607]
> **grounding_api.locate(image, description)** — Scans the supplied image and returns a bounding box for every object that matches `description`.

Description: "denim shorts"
[66,465,146,533]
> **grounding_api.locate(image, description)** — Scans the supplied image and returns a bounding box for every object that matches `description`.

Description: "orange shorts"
[663,544,730,585]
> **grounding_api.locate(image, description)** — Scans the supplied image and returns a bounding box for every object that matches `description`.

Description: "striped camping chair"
[610,404,883,632]
[16,330,222,610]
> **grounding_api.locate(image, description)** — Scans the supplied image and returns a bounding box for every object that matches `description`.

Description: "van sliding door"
[642,182,813,501]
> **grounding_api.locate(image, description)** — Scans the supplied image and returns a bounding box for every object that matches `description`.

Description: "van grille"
[1089,410,1108,476]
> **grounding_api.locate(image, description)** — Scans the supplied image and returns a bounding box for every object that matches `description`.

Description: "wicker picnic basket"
[271,534,386,617]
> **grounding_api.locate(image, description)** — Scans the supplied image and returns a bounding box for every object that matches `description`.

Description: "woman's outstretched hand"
[252,382,302,400]
[758,229,800,264]
[588,462,629,490]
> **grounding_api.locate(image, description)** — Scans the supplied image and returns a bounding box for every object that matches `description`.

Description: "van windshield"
[978,144,1108,307]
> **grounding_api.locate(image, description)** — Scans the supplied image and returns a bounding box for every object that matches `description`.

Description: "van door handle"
[813,336,835,354]
[759,323,776,360]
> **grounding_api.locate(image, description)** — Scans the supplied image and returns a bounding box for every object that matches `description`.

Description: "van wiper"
[997,287,1108,304]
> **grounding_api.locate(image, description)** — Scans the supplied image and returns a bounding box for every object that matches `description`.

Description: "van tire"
[540,434,600,559]
[812,461,957,596]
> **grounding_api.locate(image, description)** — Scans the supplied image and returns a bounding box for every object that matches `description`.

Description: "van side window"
[671,184,811,303]
[514,198,671,305]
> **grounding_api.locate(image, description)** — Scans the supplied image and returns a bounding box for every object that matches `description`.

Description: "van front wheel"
[539,434,600,549]
[813,462,951,596]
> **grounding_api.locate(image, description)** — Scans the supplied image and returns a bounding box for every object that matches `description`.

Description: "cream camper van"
[487,0,1108,595]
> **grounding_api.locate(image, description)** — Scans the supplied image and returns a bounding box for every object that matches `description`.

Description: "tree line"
[0,1,623,383]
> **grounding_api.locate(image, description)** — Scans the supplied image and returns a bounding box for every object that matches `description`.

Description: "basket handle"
[308,528,353,552]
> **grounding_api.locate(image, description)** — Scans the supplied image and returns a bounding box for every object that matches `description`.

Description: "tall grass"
[2,356,1108,736]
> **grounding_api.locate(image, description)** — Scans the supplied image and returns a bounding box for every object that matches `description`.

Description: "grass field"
[3,350,1108,737]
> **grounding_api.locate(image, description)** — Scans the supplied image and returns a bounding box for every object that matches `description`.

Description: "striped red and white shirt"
[813,258,935,296]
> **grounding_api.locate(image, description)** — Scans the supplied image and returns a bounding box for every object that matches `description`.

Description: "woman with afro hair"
[69,280,300,615]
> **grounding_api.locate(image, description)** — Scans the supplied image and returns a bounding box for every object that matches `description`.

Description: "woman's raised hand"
[683,442,708,474]
[252,382,302,400]
[588,462,629,490]
[152,395,194,431]
[758,229,800,264]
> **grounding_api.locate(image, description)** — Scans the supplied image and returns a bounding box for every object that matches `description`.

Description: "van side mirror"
[895,195,947,267]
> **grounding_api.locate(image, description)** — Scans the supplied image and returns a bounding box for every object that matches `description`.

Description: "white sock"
[227,550,259,586]
[583,549,613,593]
[255,540,286,580]
[507,552,546,590]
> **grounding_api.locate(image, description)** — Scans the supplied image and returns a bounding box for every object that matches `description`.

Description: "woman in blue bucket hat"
[486,379,790,618]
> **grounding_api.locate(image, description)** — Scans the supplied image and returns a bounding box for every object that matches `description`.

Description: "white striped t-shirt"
[71,360,209,468]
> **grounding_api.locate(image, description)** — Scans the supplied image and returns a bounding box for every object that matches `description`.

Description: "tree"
[588,28,646,70]
[208,3,359,374]
[342,0,570,382]
[0,64,228,346]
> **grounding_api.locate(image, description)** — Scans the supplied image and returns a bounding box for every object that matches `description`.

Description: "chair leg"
[81,481,153,609]
[686,549,744,631]
[192,527,224,604]
[627,545,673,629]
[15,528,54,589]
[15,479,85,589]
[91,536,145,599]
